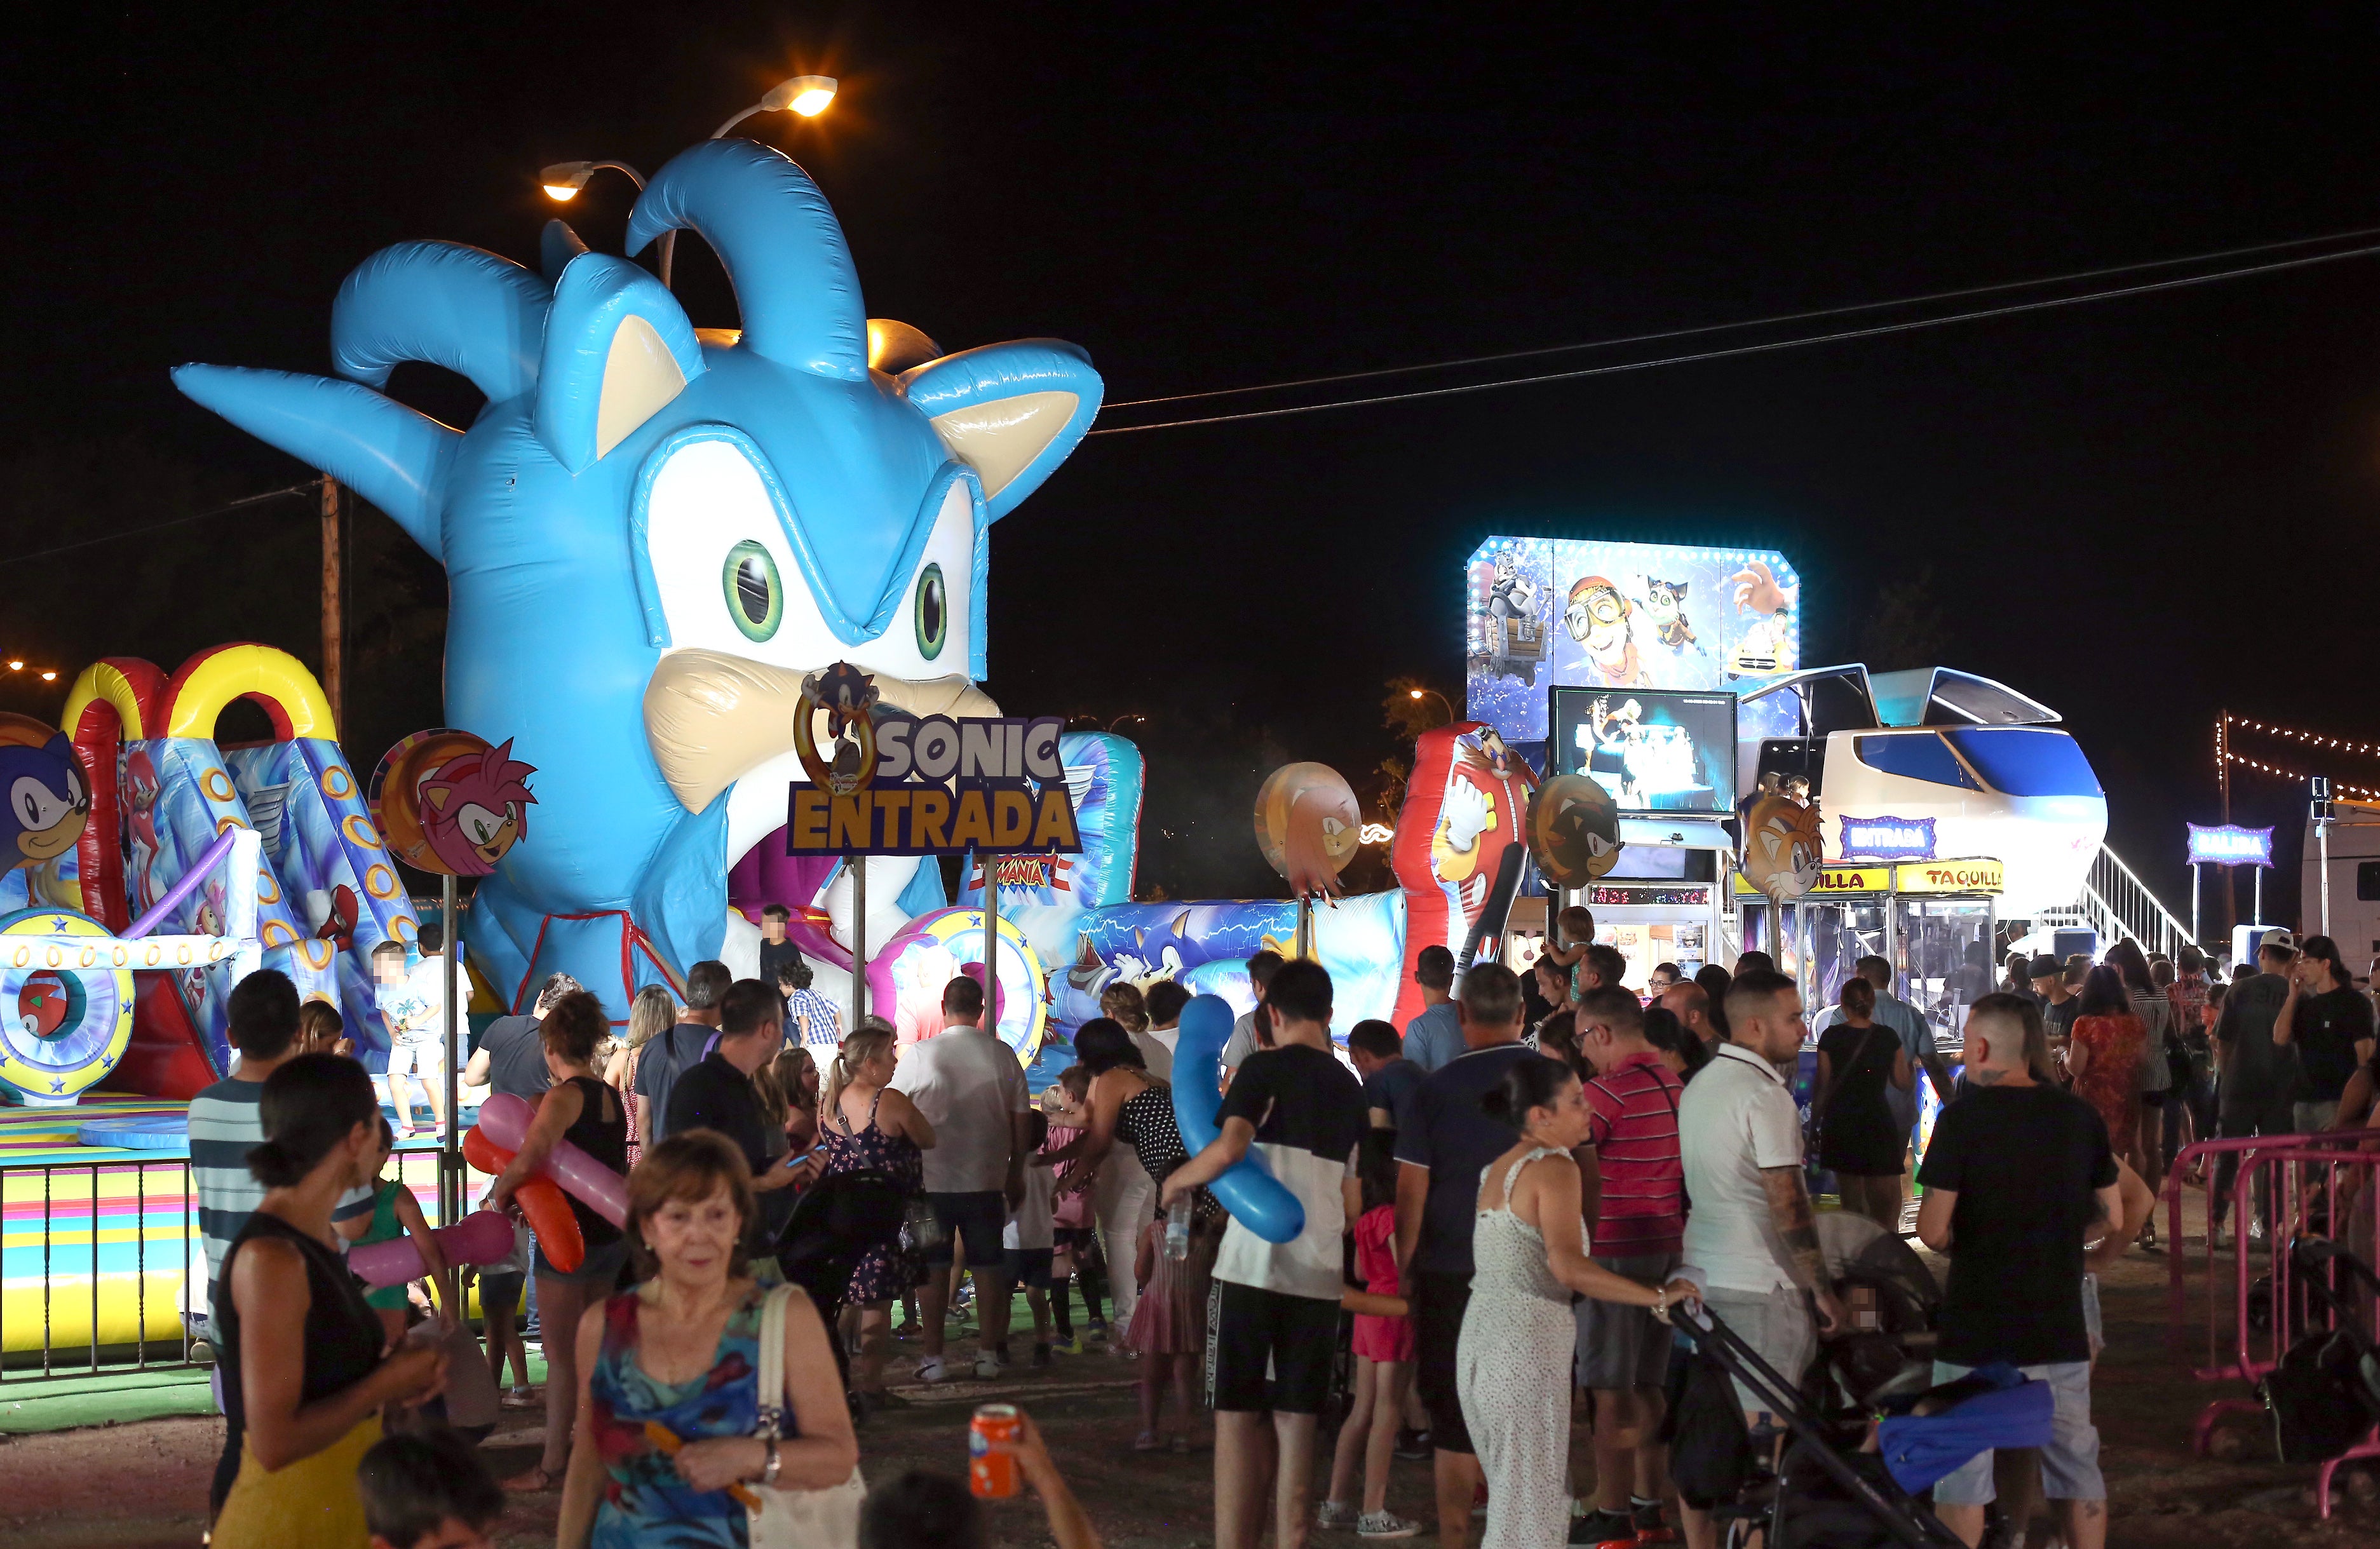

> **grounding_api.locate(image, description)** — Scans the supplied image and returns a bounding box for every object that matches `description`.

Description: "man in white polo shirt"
[1678,965,1842,1507]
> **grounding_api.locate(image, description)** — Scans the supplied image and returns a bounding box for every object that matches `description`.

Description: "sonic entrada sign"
[787,663,1082,857]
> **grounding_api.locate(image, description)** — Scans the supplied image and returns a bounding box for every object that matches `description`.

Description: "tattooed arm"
[1761,1163,1843,1333]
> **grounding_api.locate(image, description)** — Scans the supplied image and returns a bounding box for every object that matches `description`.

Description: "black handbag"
[2260,1239,2380,1462]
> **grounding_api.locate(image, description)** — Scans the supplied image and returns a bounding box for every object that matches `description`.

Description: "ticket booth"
[1734,857,2004,1042]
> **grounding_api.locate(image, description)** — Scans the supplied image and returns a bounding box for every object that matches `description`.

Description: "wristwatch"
[762,1439,781,1487]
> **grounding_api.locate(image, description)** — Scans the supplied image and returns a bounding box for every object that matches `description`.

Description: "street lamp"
[539,160,678,287]
[1409,686,1455,724]
[541,74,836,290]
[713,75,838,140]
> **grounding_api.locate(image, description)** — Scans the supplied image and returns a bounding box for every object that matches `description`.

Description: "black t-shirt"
[1393,1043,1541,1276]
[634,1023,712,1142]
[2294,987,2376,1102]
[759,938,807,995]
[1917,1083,2117,1365]
[477,1015,551,1102]
[1362,1057,1426,1132]
[2041,995,2081,1044]
[666,1052,795,1235]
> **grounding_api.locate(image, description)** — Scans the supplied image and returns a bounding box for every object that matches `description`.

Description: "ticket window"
[1797,899,1890,1030]
[1595,919,1710,993]
[1895,896,1996,1048]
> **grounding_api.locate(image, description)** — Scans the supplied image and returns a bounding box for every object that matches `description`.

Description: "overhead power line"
[1090,232,2380,437]
[11,484,317,563]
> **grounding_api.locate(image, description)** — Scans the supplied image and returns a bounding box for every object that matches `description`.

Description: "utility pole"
[320,475,343,728]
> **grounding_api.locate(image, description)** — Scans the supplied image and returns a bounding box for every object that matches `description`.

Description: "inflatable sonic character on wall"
[177,140,1102,1018]
[0,714,91,910]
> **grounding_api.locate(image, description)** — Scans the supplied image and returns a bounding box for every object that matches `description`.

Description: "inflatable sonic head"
[0,714,90,872]
[175,140,1102,1014]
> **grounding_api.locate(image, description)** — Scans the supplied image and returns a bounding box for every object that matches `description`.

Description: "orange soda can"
[969,1404,1022,1498]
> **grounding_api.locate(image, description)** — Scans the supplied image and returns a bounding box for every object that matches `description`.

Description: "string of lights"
[2224,715,2380,761]
[2220,749,2380,801]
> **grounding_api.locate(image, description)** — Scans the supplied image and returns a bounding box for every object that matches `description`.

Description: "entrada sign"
[785,665,1083,858]
[1837,815,1937,862]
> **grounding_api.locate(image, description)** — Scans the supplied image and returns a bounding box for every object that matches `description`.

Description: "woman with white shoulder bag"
[556,1131,862,1549]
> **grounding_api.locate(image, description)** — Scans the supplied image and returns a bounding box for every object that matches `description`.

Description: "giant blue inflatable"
[175,139,1103,1017]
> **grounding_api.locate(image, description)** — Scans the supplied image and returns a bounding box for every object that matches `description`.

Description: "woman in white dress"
[1458,1056,1691,1549]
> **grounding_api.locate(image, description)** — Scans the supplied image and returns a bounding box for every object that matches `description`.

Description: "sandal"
[503,1465,557,1492]
[1133,1431,1162,1452]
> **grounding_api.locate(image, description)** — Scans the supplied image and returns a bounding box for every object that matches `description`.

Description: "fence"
[2164,1132,2380,1519]
[1,1144,450,1385]
[2034,842,2195,960]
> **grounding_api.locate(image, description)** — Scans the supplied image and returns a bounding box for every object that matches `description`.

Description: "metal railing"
[0,1144,450,1385]
[0,1157,202,1382]
[2033,842,2194,959]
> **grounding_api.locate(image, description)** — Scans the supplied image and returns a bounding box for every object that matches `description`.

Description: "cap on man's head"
[2027,954,2061,978]
[2261,928,2297,957]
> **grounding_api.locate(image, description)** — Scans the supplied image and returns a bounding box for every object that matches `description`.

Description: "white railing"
[2033,842,2194,960]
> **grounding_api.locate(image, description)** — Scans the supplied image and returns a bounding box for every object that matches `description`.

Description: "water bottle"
[1165,1196,1191,1261]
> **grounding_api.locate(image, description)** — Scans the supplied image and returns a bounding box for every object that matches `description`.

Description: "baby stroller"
[1674,1299,2053,1549]
[771,1169,907,1398]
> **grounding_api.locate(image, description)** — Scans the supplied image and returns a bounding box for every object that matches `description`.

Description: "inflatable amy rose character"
[419,740,537,876]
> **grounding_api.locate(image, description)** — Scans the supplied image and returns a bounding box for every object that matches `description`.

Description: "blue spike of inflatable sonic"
[1170,993,1304,1243]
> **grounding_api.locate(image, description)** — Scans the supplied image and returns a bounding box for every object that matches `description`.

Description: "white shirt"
[1003,1162,1055,1252]
[1679,1041,1807,1293]
[889,1022,1029,1194]
[381,951,464,1046]
[1130,1027,1175,1081]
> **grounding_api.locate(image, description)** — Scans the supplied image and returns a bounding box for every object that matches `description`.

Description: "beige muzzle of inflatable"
[642,649,1000,815]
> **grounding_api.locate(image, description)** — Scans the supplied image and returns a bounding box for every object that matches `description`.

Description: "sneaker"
[501,1385,536,1409]
[916,1355,948,1383]
[1569,1509,1634,1546]
[1392,1426,1431,1461]
[1317,1501,1360,1532]
[1630,1499,1676,1543]
[1053,1334,1086,1356]
[1086,1316,1109,1341]
[1359,1512,1424,1539]
[1031,1343,1053,1369]
[974,1351,1004,1380]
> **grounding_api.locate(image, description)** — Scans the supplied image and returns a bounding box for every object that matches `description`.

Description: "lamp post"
[1408,686,1455,726]
[540,75,838,289]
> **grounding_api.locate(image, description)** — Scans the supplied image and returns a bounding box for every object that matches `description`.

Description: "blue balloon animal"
[173,139,1102,1017]
[1169,993,1304,1244]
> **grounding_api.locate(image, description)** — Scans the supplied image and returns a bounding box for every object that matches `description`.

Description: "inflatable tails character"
[0,717,90,905]
[417,739,536,876]
[177,139,1102,1017]
[1563,575,1648,687]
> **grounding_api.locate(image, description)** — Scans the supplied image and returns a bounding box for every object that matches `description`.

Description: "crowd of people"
[188,900,2371,1549]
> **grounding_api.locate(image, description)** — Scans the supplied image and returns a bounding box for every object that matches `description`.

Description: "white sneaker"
[1317,1501,1358,1531]
[1359,1512,1423,1539]
[916,1355,947,1383]
[973,1351,1004,1380]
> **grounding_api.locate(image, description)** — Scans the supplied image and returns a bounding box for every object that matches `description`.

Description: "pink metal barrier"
[2163,1132,2380,1517]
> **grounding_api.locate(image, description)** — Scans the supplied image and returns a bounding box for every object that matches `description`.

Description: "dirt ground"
[4,1195,2377,1548]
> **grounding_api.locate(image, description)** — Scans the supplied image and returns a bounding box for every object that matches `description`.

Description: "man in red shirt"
[1574,985,1687,1547]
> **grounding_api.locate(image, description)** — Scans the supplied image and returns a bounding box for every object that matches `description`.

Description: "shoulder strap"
[755,1282,796,1438]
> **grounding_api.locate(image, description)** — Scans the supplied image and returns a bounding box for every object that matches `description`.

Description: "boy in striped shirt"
[1572,985,1687,1547]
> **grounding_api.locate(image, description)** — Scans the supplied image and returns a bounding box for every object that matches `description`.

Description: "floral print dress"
[587,1285,770,1548]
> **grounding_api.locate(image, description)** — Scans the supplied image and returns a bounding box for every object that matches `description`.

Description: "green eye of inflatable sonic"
[914,564,948,660]
[724,541,783,642]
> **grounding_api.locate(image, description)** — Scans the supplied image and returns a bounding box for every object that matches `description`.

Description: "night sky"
[3,8,2376,918]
